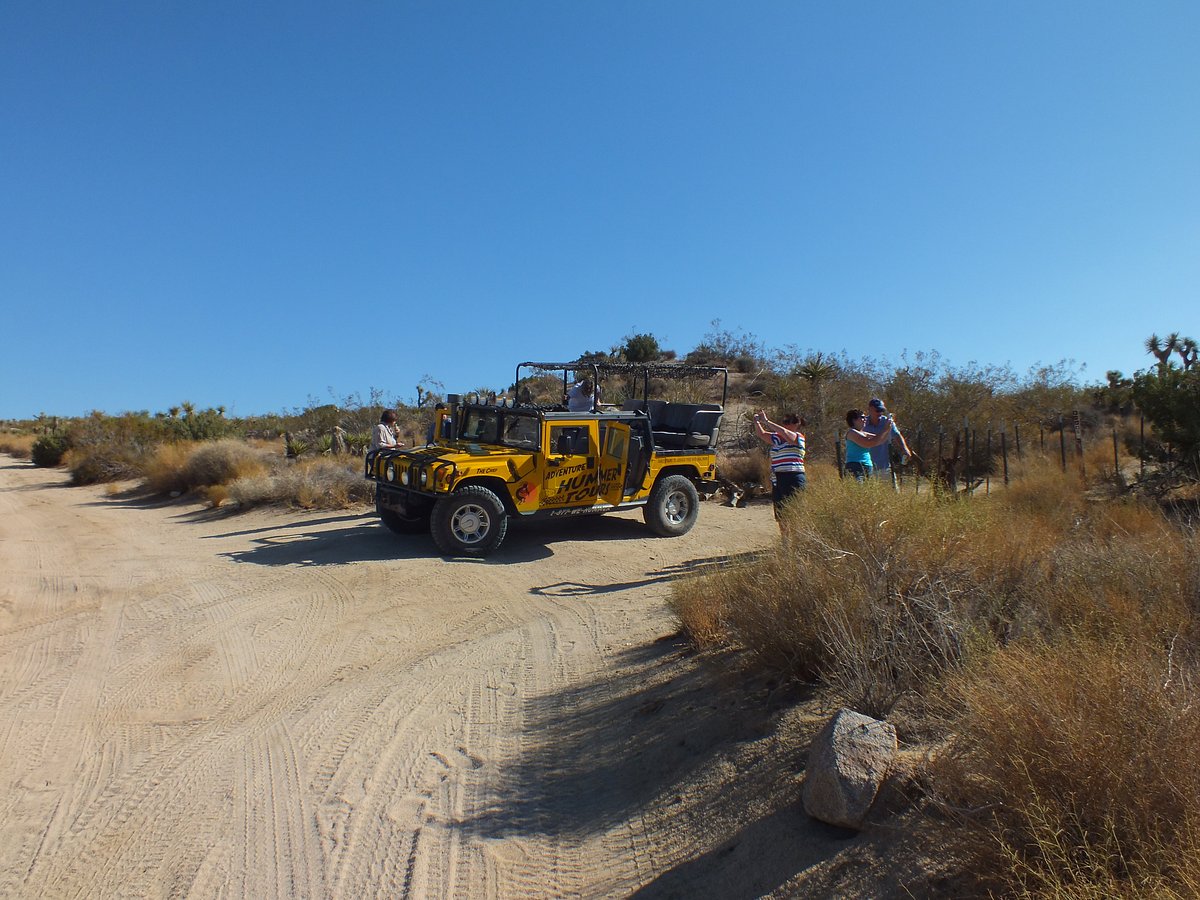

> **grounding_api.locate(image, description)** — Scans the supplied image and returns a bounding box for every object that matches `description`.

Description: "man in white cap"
[863,398,912,488]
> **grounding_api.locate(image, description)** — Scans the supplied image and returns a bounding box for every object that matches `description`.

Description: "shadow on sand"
[464,637,856,897]
[530,551,764,598]
[206,509,756,568]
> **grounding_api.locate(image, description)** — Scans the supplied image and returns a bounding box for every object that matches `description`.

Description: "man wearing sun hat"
[863,398,912,488]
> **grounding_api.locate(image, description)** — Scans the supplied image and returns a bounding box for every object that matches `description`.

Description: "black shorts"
[772,471,806,515]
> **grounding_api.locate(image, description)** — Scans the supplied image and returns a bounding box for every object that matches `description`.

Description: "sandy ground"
[0,457,922,899]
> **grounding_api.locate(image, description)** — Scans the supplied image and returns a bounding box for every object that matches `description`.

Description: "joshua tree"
[795,352,840,426]
[1176,337,1197,371]
[1134,332,1200,477]
[1146,333,1180,370]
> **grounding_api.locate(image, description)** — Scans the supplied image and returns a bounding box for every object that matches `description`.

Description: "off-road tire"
[431,486,509,556]
[643,475,700,537]
[379,508,430,535]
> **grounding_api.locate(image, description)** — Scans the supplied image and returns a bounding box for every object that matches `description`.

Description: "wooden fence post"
[914,425,923,494]
[1139,415,1145,479]
[986,426,993,494]
[938,428,945,489]
[964,419,972,495]
[1058,415,1067,472]
[1001,430,1009,486]
[1072,410,1085,479]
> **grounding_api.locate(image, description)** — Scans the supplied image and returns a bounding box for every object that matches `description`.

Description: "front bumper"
[366,448,458,494]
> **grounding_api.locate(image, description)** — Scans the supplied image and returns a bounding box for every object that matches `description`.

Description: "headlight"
[384,463,396,482]
[400,469,410,485]
[419,469,429,486]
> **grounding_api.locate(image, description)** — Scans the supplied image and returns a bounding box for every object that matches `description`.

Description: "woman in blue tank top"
[844,409,894,482]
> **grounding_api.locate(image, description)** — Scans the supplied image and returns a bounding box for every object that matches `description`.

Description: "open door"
[599,422,630,506]
[543,424,597,508]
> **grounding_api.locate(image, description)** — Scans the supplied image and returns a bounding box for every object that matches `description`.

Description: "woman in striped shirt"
[754,409,806,521]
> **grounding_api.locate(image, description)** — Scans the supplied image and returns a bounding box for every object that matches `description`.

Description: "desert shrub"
[673,452,1200,894]
[0,433,36,459]
[226,457,372,509]
[31,432,71,467]
[285,436,311,458]
[143,440,271,495]
[716,450,768,486]
[1134,333,1200,477]
[65,443,145,484]
[672,460,1199,717]
[684,320,767,371]
[671,476,999,717]
[183,440,271,489]
[167,406,232,441]
[620,332,662,363]
[58,411,171,482]
[141,442,198,495]
[934,640,1200,897]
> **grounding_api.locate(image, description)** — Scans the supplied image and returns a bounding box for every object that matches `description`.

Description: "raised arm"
[847,425,892,448]
[754,410,800,444]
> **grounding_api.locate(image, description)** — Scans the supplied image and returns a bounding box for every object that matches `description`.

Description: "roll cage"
[514,360,729,410]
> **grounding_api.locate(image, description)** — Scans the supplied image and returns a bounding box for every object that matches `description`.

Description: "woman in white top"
[370,409,404,452]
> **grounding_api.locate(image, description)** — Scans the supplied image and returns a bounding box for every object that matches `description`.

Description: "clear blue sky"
[3,2,1197,419]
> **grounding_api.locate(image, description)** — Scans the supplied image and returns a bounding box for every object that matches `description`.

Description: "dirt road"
[0,458,880,898]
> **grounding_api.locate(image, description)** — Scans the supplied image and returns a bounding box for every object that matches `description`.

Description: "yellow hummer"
[364,361,727,556]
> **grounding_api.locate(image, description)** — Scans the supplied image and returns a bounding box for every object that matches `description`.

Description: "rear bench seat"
[651,402,723,449]
[621,399,666,421]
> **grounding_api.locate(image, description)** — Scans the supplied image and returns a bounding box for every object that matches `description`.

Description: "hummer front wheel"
[431,486,509,556]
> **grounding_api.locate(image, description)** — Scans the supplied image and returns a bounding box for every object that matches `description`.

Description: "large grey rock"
[331,426,347,455]
[802,708,897,829]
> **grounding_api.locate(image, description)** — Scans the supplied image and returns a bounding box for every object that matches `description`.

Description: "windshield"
[501,413,540,449]
[459,408,541,451]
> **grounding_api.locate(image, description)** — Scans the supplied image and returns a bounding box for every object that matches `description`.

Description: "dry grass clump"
[184,440,272,490]
[119,436,370,511]
[226,457,372,509]
[674,476,999,717]
[934,640,1200,897]
[140,439,370,509]
[717,450,769,486]
[0,433,36,458]
[143,440,272,496]
[141,442,197,494]
[670,462,1200,894]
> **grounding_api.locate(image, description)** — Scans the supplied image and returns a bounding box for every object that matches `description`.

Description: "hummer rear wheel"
[643,475,699,537]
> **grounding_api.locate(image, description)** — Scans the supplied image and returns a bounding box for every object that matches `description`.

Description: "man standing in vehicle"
[863,398,912,488]
[565,376,599,412]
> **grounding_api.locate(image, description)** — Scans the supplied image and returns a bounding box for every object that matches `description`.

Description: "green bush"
[1134,333,1200,476]
[31,433,71,467]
